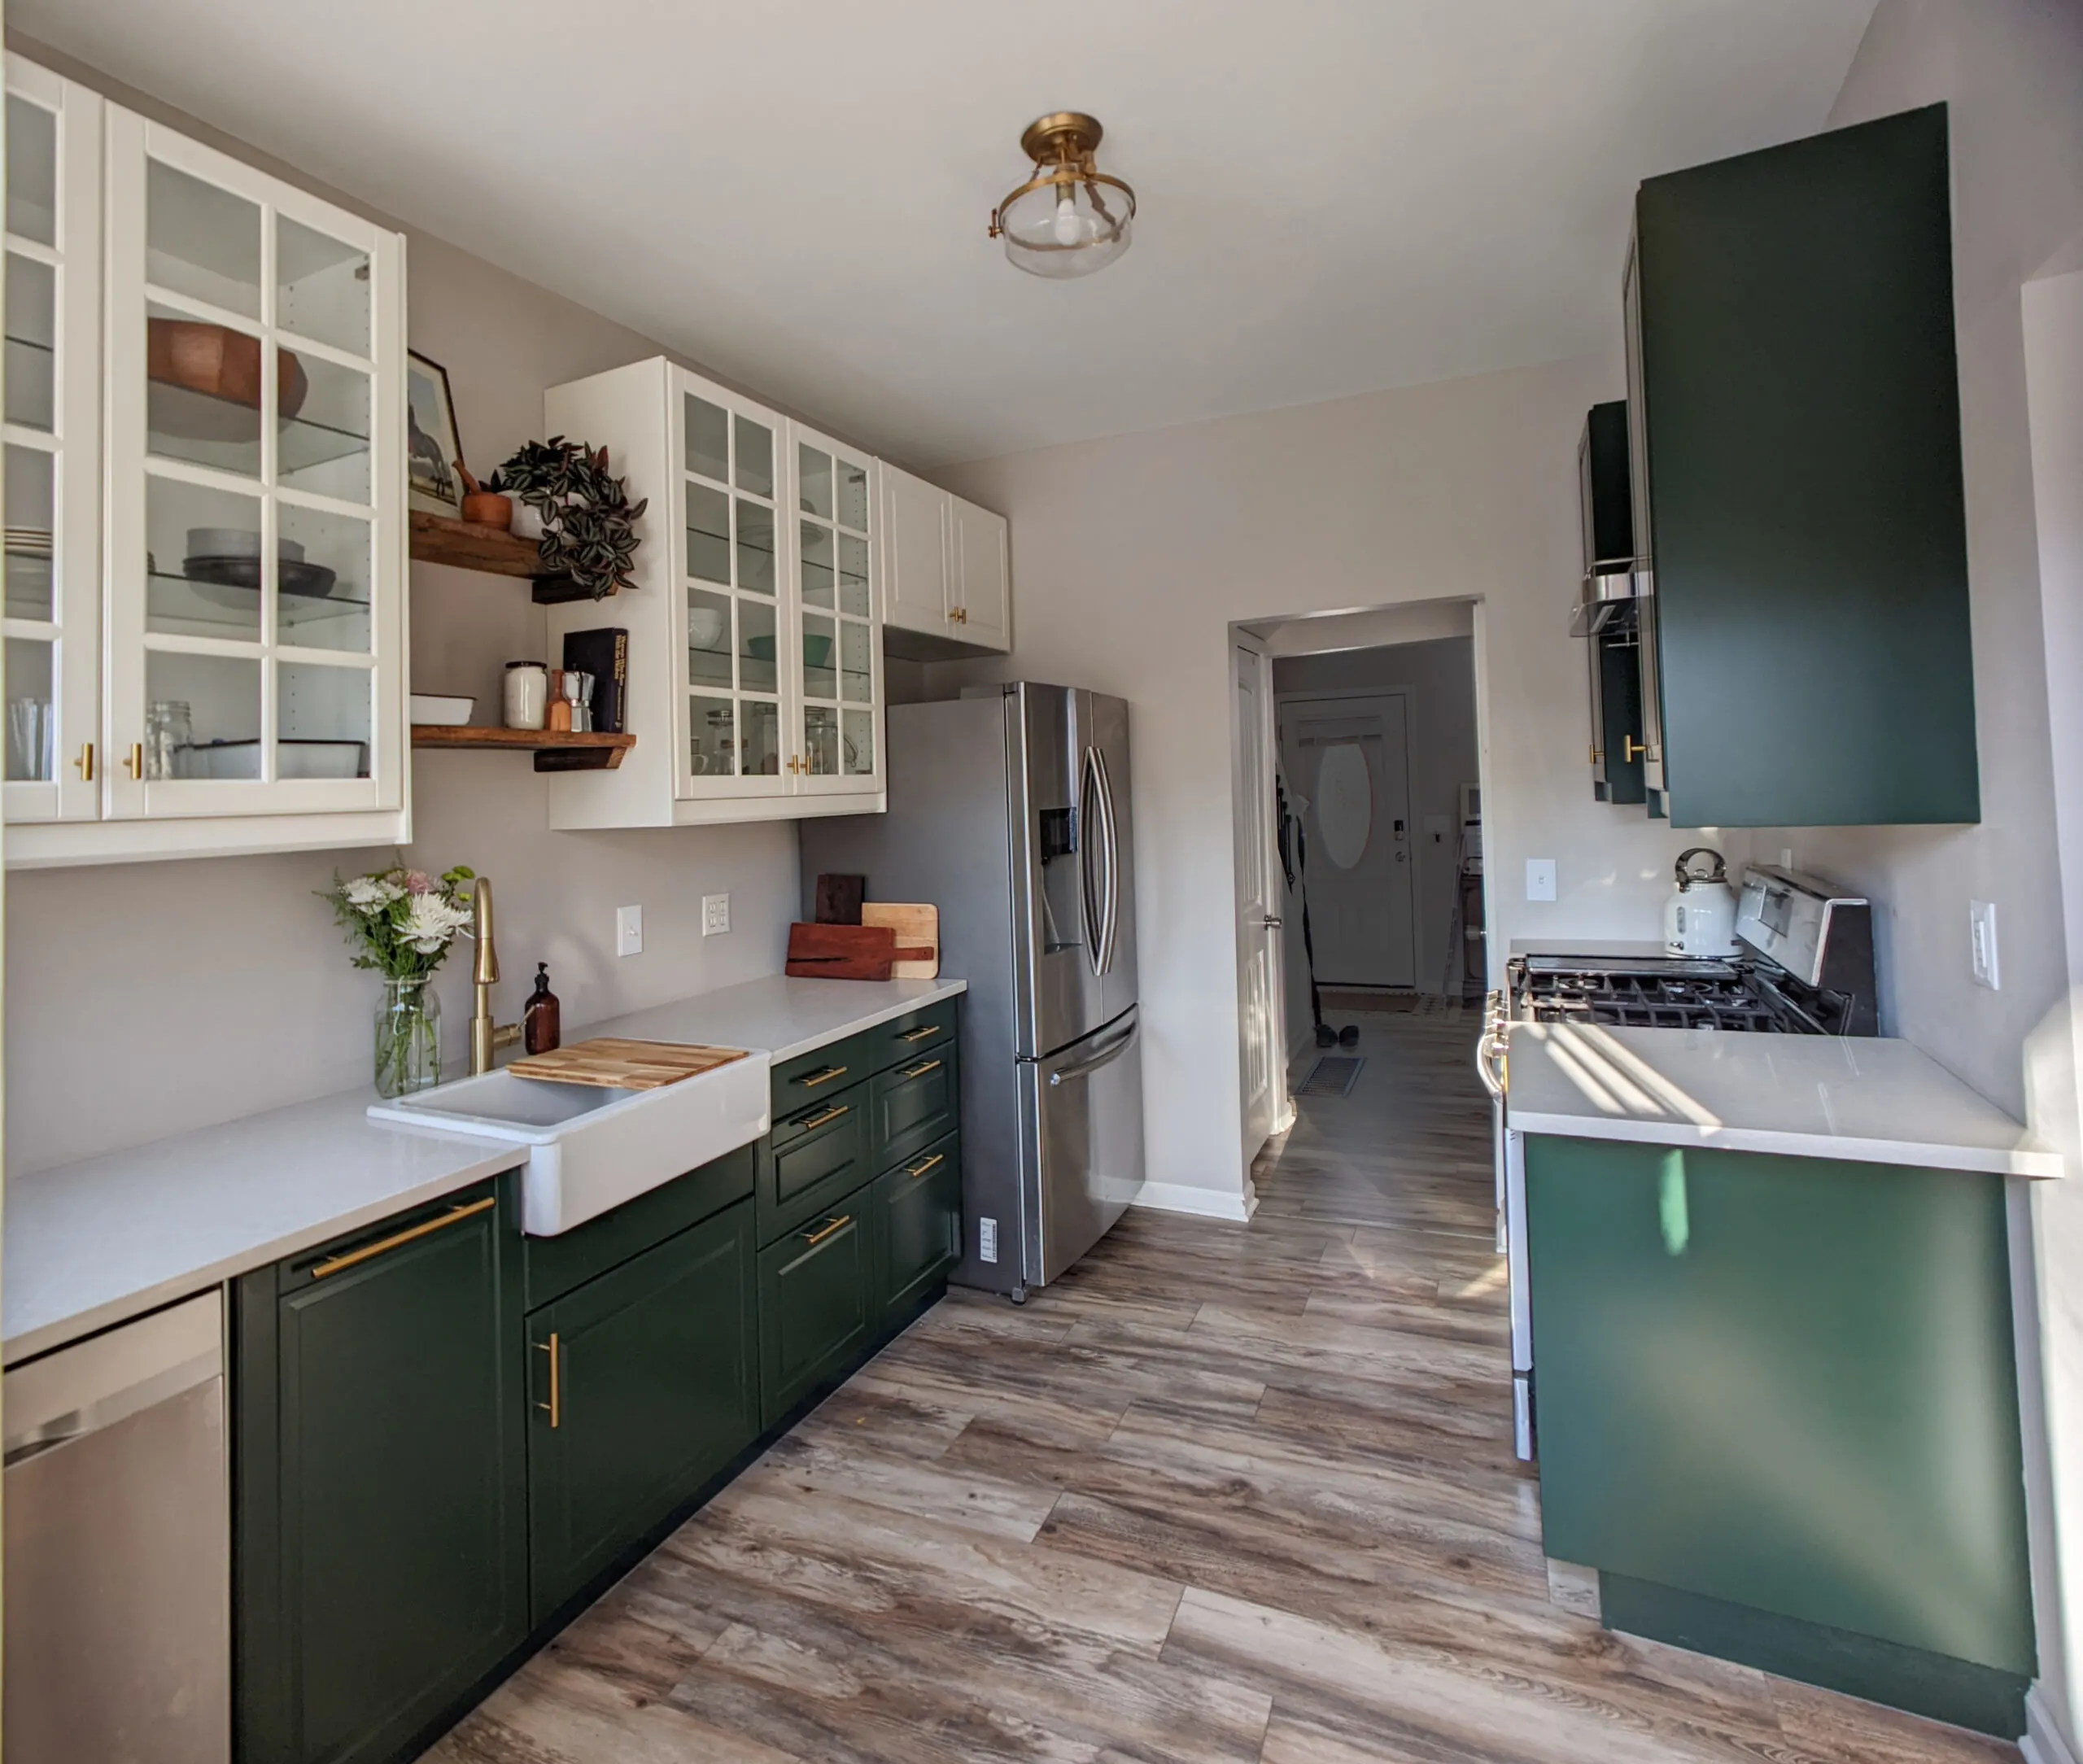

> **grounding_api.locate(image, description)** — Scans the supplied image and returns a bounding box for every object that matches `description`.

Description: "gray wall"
[1273,637,1478,1050]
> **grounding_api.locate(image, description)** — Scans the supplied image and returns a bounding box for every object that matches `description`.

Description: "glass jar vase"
[375,977,441,1098]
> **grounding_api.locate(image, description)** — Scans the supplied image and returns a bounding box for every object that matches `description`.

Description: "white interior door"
[1234,644,1288,1163]
[1280,691,1416,988]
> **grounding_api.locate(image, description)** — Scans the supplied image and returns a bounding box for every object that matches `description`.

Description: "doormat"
[1295,1056,1365,1098]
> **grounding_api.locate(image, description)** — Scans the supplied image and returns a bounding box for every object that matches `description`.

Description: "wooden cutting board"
[509,1038,749,1090]
[862,902,940,979]
[784,922,936,980]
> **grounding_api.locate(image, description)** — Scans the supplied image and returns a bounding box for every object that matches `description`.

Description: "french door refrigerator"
[801,683,1143,1299]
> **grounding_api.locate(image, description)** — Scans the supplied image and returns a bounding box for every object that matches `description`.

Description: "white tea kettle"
[1664,847,1740,958]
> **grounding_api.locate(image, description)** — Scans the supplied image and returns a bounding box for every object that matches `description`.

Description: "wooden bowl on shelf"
[146,318,309,436]
[460,491,513,530]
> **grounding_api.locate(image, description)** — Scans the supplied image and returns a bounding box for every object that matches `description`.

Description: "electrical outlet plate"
[701,893,731,937]
[979,1217,999,1264]
[616,904,644,958]
[1970,900,1999,990]
[1526,858,1557,903]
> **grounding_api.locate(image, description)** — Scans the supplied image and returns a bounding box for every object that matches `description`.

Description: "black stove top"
[1512,958,1818,1033]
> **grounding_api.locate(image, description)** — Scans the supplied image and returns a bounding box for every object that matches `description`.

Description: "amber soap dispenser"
[523,963,561,1055]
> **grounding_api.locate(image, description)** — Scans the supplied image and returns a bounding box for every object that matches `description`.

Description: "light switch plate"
[701,893,731,937]
[1970,900,1999,990]
[616,904,644,958]
[1526,858,1557,903]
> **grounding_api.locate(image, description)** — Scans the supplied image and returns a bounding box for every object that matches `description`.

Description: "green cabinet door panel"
[1636,103,1976,827]
[874,1131,963,1325]
[867,999,959,1074]
[523,1142,754,1312]
[758,1090,872,1244]
[527,1198,759,1624]
[871,1050,959,1169]
[234,1177,528,1764]
[759,1208,872,1428]
[1525,1136,2032,1675]
[1596,632,1646,806]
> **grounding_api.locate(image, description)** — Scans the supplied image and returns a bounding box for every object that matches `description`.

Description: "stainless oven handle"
[1475,989,1509,1099]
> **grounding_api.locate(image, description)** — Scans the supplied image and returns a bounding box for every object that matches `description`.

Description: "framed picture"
[405,351,464,517]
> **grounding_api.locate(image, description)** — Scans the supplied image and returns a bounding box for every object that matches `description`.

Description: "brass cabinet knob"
[72,742,94,780]
[1624,737,1646,762]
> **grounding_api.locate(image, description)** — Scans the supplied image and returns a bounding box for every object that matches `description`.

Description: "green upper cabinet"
[234,1177,528,1764]
[526,1197,759,1625]
[1628,103,1977,827]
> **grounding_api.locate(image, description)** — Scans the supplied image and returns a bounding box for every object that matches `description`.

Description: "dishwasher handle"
[3,1291,222,1465]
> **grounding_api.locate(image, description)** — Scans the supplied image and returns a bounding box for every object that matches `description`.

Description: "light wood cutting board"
[862,902,940,979]
[509,1038,749,1090]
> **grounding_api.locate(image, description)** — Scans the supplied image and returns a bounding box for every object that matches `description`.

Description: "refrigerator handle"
[1080,744,1107,977]
[1048,1012,1139,1085]
[1092,745,1121,976]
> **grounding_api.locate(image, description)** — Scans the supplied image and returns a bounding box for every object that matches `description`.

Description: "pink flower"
[401,869,435,894]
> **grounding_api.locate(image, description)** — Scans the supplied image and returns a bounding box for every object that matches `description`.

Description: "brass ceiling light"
[989,112,1135,279]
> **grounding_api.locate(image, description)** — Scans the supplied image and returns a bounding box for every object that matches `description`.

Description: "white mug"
[503,662,548,731]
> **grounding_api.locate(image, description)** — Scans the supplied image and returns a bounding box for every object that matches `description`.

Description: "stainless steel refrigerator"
[801,683,1143,1300]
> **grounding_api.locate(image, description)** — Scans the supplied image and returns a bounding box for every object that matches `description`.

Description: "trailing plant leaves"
[496,437,647,598]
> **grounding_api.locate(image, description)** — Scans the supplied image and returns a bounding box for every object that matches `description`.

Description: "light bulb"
[1052,190,1085,247]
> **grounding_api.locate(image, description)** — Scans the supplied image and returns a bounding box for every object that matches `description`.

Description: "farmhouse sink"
[369,1051,771,1235]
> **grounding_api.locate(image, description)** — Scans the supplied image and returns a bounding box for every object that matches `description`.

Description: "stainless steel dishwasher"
[3,1290,230,1762]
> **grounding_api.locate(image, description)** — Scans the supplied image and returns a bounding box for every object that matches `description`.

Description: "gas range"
[1511,954,1819,1033]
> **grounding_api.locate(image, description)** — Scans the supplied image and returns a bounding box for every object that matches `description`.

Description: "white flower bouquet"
[323,861,476,1095]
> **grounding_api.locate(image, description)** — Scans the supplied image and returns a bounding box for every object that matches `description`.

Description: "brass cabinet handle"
[1624,737,1646,762]
[797,1064,849,1088]
[72,742,94,780]
[899,1058,943,1080]
[803,1214,852,1247]
[1588,744,1602,765]
[796,1102,850,1131]
[123,741,143,779]
[309,1196,496,1279]
[536,1332,561,1429]
[905,1153,945,1181]
[897,1024,941,1044]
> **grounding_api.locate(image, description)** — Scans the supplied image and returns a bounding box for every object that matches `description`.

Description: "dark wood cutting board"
[785,922,934,981]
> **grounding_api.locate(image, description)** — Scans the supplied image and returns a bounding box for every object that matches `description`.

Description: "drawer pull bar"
[535,1332,561,1429]
[804,1214,852,1247]
[897,1025,941,1043]
[309,1196,495,1278]
[797,1102,851,1131]
[905,1153,945,1181]
[797,1064,849,1089]
[899,1058,944,1080]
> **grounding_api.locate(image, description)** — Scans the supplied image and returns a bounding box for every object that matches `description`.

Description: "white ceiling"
[20,0,1876,468]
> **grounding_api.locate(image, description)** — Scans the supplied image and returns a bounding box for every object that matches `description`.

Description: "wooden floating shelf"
[408,511,618,604]
[410,726,635,772]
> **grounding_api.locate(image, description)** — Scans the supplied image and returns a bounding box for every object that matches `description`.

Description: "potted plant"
[322,862,476,1097]
[496,436,647,599]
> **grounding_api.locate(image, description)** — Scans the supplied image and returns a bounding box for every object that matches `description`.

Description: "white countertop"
[4,972,967,1363]
[1506,1023,2062,1179]
[582,973,965,1062]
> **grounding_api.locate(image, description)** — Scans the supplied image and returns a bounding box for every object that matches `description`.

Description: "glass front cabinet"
[544,358,885,827]
[4,56,409,866]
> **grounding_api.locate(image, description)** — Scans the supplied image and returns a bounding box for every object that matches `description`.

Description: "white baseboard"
[1133,1181,1257,1223]
[2025,1683,2079,1764]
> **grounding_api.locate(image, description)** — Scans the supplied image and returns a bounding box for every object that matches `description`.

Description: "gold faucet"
[469,876,522,1075]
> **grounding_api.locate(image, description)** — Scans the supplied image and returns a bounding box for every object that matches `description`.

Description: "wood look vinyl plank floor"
[430,1011,2016,1764]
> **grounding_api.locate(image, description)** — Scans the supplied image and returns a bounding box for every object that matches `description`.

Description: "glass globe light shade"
[998,173,1133,278]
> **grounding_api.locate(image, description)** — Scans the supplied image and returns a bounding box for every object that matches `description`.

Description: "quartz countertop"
[5,972,968,1363]
[1505,1022,2062,1179]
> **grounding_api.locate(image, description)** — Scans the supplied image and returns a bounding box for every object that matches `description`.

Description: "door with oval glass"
[1279,692,1415,989]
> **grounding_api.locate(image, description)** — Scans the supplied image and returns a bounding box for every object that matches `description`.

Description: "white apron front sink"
[369,1052,771,1235]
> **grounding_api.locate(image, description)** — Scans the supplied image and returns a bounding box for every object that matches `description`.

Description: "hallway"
[432,1011,2013,1763]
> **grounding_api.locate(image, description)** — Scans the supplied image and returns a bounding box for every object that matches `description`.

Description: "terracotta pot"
[146,318,310,426]
[461,491,513,530]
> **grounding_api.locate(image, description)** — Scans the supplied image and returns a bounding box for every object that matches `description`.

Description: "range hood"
[1571,400,1641,635]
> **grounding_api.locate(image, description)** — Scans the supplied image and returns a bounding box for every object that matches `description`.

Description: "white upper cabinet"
[543,359,886,828]
[6,59,411,867]
[3,58,100,830]
[879,461,1011,656]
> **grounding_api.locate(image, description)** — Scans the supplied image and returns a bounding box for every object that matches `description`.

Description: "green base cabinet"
[234,1177,529,1764]
[1525,1136,2033,1732]
[874,1131,963,1325]
[526,1199,758,1625]
[758,1209,873,1428]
